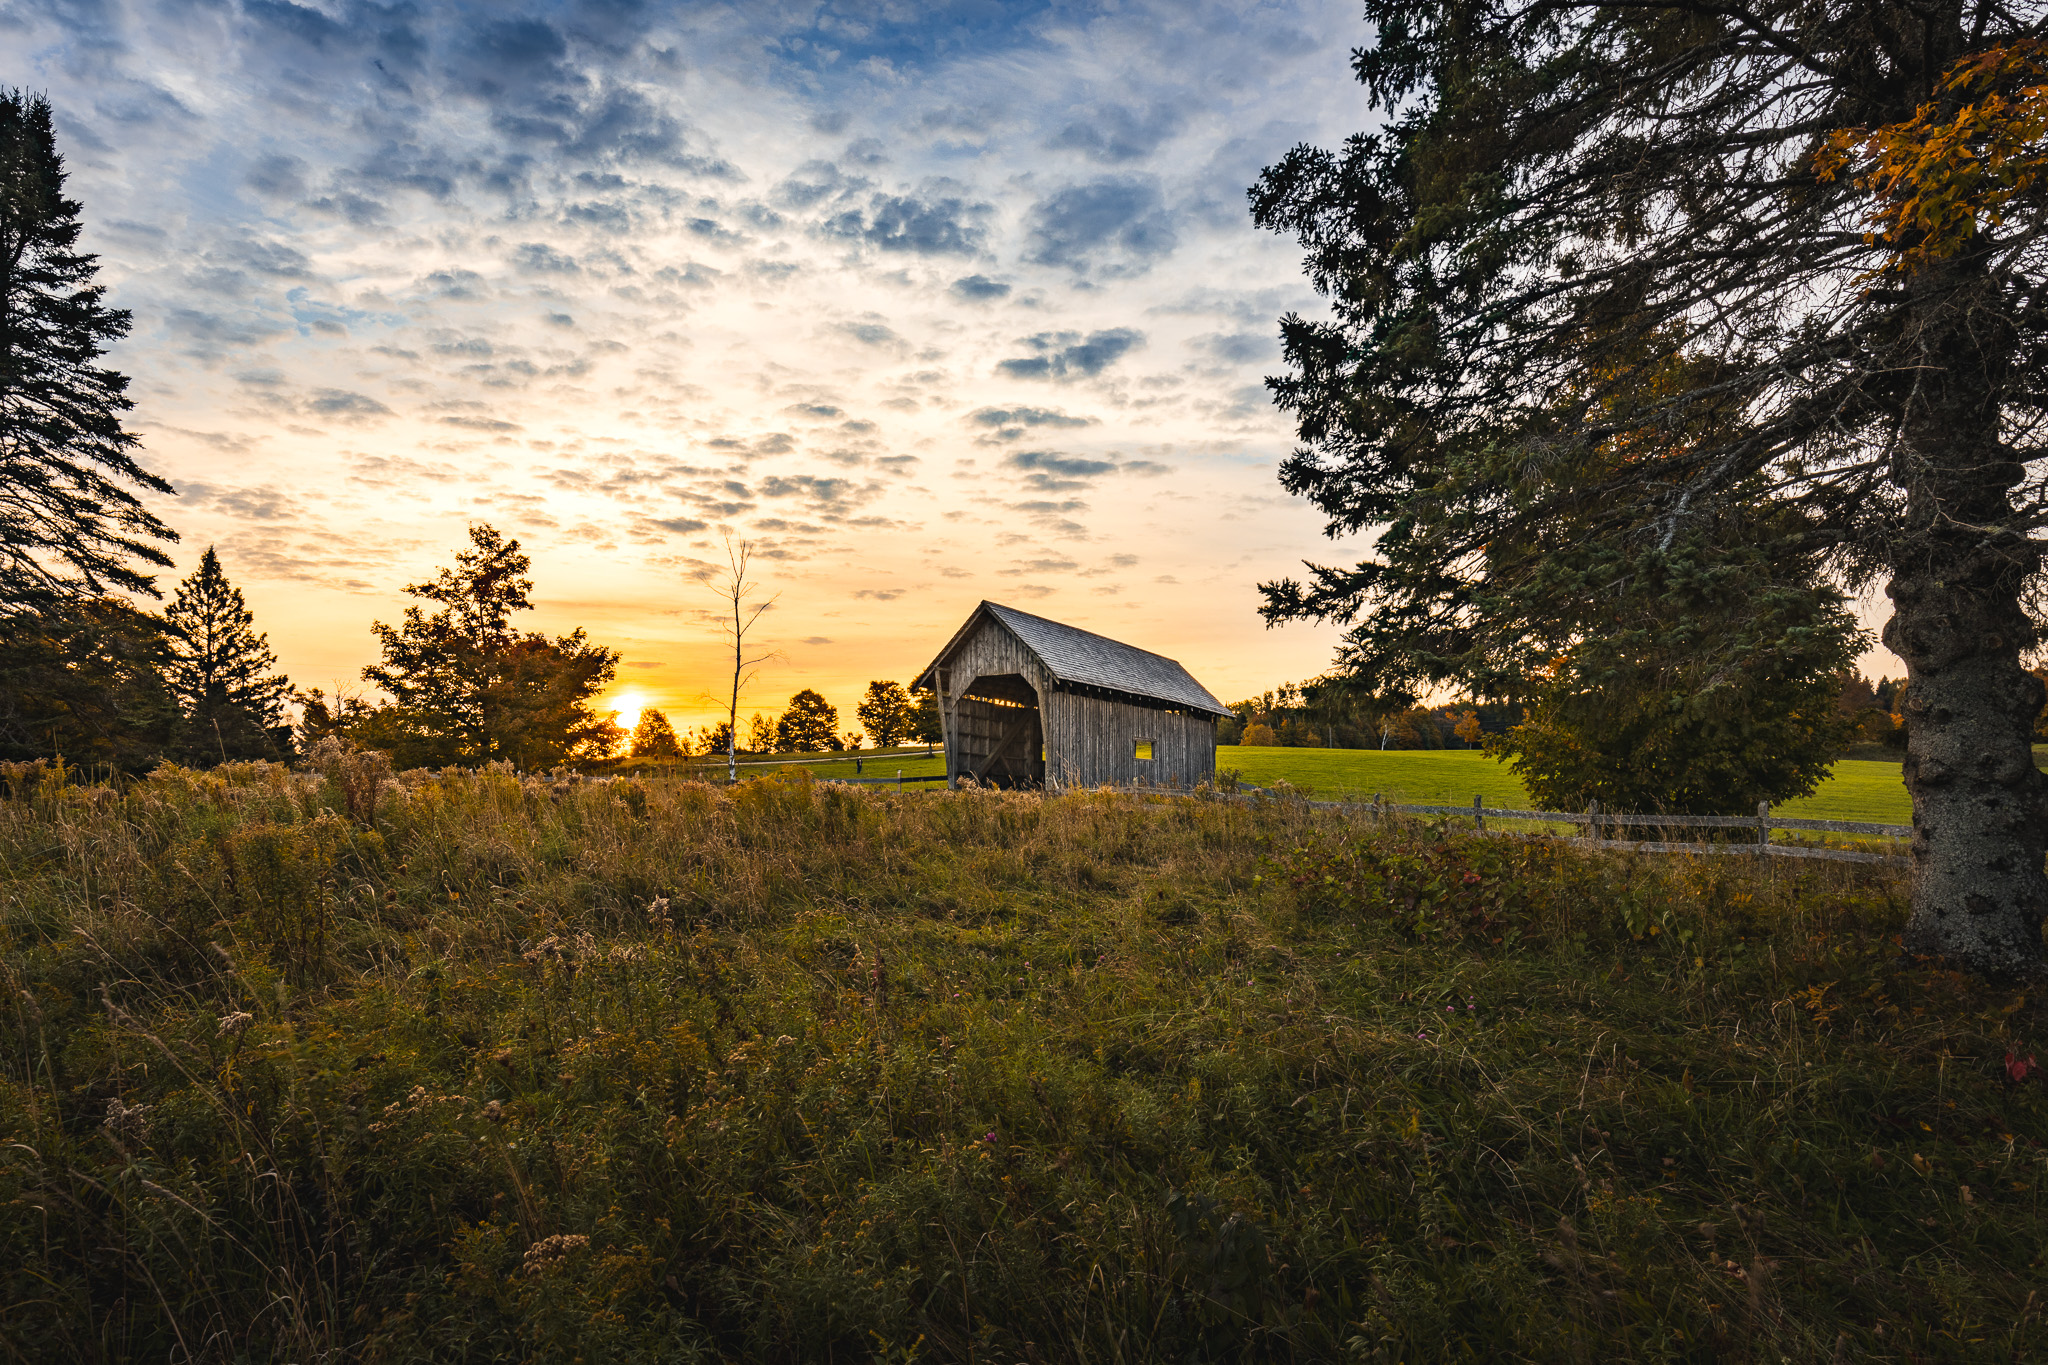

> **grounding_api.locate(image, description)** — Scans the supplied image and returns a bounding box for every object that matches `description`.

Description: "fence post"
[1373,791,1383,825]
[1473,793,1484,832]
[1587,798,1602,843]
[1756,800,1770,856]
[897,770,903,793]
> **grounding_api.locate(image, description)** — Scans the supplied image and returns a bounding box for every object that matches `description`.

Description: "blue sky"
[5,0,1381,726]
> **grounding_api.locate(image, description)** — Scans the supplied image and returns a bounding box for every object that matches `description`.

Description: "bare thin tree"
[703,535,778,783]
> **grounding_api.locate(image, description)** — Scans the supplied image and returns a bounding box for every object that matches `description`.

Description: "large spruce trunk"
[1883,264,2048,979]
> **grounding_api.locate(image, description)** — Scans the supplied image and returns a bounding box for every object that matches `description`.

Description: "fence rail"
[1240,789,1912,867]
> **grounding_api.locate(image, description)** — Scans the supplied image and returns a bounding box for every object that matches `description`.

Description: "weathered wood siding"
[936,616,1053,787]
[1043,690,1215,789]
[933,613,1216,789]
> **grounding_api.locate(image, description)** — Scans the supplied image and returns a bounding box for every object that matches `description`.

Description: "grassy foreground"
[1223,747,1918,825]
[1,761,2043,1361]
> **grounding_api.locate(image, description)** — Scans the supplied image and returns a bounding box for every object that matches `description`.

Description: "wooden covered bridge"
[912,601,1230,789]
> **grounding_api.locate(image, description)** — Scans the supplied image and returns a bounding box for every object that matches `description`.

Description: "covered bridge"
[912,601,1230,790]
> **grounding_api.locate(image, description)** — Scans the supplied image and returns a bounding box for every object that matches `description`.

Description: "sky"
[2,0,1408,735]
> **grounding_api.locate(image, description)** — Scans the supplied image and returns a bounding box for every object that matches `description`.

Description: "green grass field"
[1223,745,1916,825]
[704,744,1919,826]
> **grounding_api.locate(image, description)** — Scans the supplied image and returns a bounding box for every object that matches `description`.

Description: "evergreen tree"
[774,689,839,752]
[0,90,175,612]
[0,597,178,771]
[162,548,291,762]
[855,680,917,748]
[630,707,683,758]
[1251,8,2048,975]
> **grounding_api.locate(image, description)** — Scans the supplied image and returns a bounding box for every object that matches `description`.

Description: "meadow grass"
[0,760,2042,1362]
[1224,747,1919,826]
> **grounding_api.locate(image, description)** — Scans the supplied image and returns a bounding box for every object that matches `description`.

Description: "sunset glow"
[10,2,1391,723]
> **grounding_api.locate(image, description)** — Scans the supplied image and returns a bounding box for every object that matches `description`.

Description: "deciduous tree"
[630,708,683,758]
[701,536,777,781]
[361,525,618,768]
[856,680,917,748]
[0,90,175,612]
[1252,4,2048,976]
[910,686,944,745]
[774,689,839,753]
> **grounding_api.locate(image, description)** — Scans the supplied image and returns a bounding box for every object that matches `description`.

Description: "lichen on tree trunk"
[1887,570,2048,977]
[1884,267,2048,979]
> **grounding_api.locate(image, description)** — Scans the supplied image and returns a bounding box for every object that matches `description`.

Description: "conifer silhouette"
[0,90,174,610]
[163,548,290,762]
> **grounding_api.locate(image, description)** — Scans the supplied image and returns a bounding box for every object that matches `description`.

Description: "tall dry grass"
[0,757,2041,1362]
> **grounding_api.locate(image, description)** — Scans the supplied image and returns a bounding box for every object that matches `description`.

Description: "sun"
[611,691,645,733]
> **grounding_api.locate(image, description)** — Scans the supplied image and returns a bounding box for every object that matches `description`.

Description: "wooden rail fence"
[803,772,1913,867]
[1259,791,1912,867]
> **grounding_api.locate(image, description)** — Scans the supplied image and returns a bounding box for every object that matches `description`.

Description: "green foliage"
[359,525,621,768]
[1248,2,2048,975]
[0,767,2041,1360]
[162,547,292,763]
[1485,531,1862,813]
[628,707,683,759]
[773,687,839,752]
[1226,683,1506,750]
[911,685,944,744]
[856,679,917,748]
[0,89,175,611]
[0,596,178,770]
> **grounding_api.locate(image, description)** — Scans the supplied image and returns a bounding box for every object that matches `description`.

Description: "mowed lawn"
[1222,745,1917,825]
[721,744,1919,824]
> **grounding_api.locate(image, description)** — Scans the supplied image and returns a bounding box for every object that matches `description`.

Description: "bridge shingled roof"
[917,601,1231,718]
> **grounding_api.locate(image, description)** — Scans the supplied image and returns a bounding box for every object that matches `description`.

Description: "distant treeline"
[627,681,943,763]
[1221,672,1930,753]
[1218,682,1513,750]
[0,524,954,776]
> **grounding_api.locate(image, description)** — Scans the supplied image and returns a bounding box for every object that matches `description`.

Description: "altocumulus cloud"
[950,274,1011,301]
[996,330,1145,381]
[1024,178,1176,274]
[821,186,992,256]
[1004,449,1118,493]
[968,406,1097,441]
[308,389,393,420]
[6,0,1363,699]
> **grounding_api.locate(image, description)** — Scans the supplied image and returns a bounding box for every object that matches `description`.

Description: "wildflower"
[2007,1051,2039,1083]
[103,1097,152,1142]
[522,1233,590,1275]
[217,1010,254,1039]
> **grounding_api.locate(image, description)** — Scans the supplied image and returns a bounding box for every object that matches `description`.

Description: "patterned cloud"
[11,0,1368,722]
